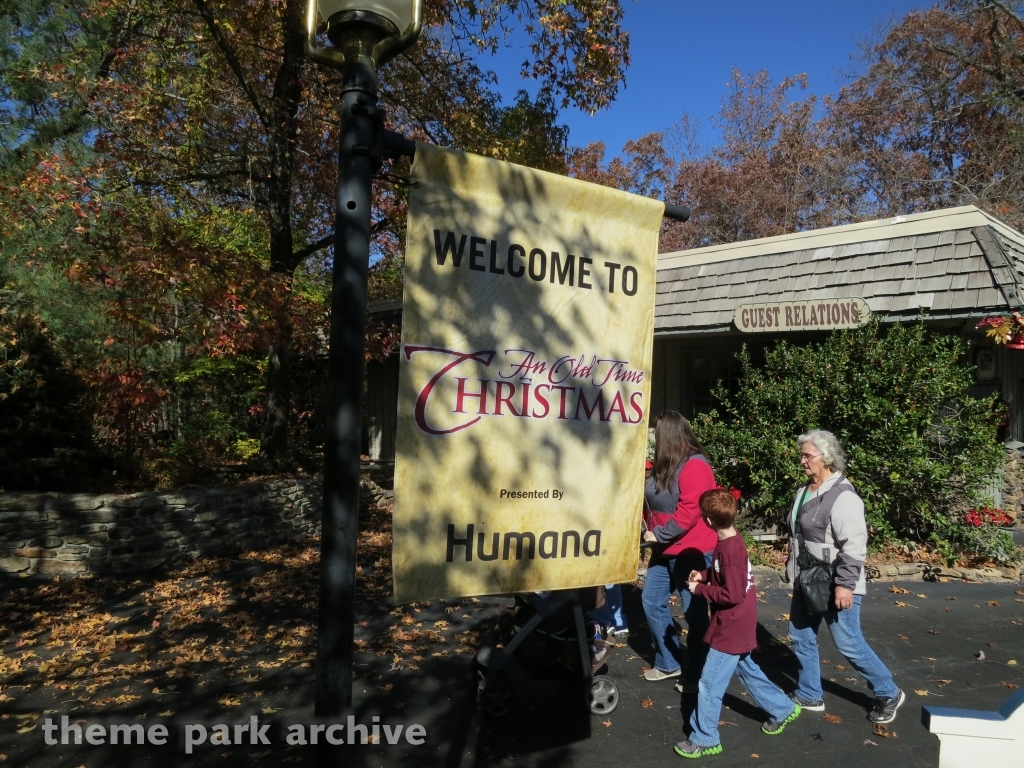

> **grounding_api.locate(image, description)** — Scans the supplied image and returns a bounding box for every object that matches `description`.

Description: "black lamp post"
[304,0,423,717]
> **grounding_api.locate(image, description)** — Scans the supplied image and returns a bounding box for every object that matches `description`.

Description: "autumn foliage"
[4,1,1024,490]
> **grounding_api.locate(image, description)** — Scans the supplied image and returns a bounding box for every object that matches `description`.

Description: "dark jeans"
[641,551,713,679]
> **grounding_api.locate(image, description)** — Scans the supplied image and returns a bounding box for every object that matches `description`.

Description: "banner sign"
[392,144,664,603]
[734,297,870,333]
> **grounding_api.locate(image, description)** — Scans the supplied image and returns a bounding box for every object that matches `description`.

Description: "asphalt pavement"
[1,572,1022,768]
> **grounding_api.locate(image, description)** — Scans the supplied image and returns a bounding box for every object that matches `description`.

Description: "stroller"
[471,587,620,717]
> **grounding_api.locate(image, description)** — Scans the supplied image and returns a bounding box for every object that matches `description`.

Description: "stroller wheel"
[586,677,619,715]
[470,657,486,683]
[477,677,515,717]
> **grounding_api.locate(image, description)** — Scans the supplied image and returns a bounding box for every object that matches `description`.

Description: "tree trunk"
[260,317,293,463]
[256,0,306,464]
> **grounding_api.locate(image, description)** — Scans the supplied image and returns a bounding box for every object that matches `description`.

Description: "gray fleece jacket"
[783,473,868,595]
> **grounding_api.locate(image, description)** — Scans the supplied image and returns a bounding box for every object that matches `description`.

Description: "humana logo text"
[445,524,602,562]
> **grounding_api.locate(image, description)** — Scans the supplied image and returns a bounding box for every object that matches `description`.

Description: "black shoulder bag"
[794,497,836,616]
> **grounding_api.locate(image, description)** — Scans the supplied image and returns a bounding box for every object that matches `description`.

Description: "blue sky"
[483,0,934,156]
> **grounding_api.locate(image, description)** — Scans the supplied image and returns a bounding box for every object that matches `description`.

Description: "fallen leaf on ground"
[824,713,842,724]
[1000,682,1020,689]
[975,651,986,660]
[158,711,174,717]
[931,679,953,686]
[640,698,654,708]
[888,585,910,594]
[261,707,276,714]
[916,594,927,599]
[1008,660,1018,666]
[895,601,911,607]
[863,739,878,746]
[602,720,612,728]
[751,754,759,758]
[927,630,940,635]
[915,690,930,696]
[898,634,910,640]
[873,724,897,739]
[988,601,999,607]
[945,596,957,601]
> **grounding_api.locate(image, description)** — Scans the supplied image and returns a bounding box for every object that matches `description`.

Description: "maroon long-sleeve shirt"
[692,534,757,654]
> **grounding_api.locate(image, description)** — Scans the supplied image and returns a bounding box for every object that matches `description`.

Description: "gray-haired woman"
[785,429,905,724]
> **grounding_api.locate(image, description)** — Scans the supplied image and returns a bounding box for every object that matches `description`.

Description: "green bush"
[693,318,1017,564]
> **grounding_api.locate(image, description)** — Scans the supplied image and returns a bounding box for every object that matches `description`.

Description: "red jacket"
[692,534,757,654]
[644,455,718,557]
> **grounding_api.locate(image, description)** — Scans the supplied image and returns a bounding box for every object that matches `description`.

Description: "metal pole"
[315,47,379,717]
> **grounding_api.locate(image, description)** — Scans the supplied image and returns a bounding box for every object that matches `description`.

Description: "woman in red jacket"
[641,411,718,689]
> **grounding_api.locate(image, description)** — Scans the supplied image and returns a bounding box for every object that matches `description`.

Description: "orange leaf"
[824,713,842,724]
[640,698,654,708]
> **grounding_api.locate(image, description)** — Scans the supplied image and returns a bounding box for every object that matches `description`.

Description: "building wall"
[365,356,400,460]
[993,344,1024,443]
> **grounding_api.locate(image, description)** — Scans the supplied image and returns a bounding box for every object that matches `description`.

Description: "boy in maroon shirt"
[673,489,800,758]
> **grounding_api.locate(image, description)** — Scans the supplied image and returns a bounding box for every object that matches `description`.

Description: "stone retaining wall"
[1002,447,1024,520]
[0,477,324,576]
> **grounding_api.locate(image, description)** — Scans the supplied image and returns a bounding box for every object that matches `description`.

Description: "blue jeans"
[689,648,796,747]
[788,591,898,701]
[641,552,712,677]
[590,584,627,631]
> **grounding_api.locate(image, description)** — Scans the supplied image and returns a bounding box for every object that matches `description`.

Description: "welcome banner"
[392,144,664,603]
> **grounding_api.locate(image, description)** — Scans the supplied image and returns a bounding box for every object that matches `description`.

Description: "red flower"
[965,507,1013,527]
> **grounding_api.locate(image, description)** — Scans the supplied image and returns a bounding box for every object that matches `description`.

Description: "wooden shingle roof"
[655,206,1024,337]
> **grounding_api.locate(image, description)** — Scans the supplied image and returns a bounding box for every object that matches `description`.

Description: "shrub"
[693,318,1017,564]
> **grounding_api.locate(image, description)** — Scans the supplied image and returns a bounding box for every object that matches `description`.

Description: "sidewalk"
[1,549,1021,768]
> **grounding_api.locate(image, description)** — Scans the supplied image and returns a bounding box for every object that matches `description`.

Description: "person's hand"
[834,586,854,611]
[688,570,702,583]
[686,580,699,592]
[643,530,657,543]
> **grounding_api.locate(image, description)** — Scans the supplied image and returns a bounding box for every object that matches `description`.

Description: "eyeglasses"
[799,452,822,461]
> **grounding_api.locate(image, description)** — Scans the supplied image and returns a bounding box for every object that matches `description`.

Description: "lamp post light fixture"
[304,0,423,717]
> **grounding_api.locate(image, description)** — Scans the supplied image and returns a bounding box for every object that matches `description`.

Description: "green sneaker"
[761,704,801,735]
[673,740,723,758]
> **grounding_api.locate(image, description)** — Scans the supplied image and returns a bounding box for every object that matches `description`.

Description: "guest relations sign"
[391,144,664,603]
[734,297,870,332]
